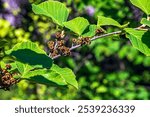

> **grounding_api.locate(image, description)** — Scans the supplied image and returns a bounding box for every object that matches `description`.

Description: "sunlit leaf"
[51,64,78,89]
[82,25,97,37]
[97,16,129,28]
[22,64,78,89]
[0,39,8,48]
[125,28,150,56]
[15,61,33,75]
[141,18,150,27]
[63,17,89,35]
[130,0,150,15]
[32,1,69,26]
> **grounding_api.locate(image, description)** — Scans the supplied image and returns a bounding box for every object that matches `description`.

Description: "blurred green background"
[0,0,150,100]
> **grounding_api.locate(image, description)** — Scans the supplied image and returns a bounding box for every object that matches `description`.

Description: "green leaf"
[141,18,150,27]
[82,25,97,37]
[22,64,78,89]
[32,1,69,26]
[63,17,90,36]
[15,61,33,75]
[0,39,8,48]
[97,16,129,28]
[0,61,6,68]
[51,64,78,89]
[0,61,18,73]
[6,41,53,69]
[125,28,150,56]
[15,61,25,74]
[130,0,150,15]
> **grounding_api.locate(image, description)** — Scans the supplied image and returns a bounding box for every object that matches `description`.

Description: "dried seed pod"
[72,38,81,45]
[50,50,58,58]
[77,39,82,45]
[2,69,8,75]
[65,49,71,56]
[80,37,91,45]
[55,31,61,39]
[72,38,77,44]
[47,41,55,50]
[55,31,65,39]
[57,46,64,53]
[57,40,65,47]
[4,80,11,85]
[95,28,104,35]
[0,67,20,90]
[2,75,9,81]
[72,38,77,43]
[10,78,18,85]
[84,37,91,45]
[6,64,11,70]
[59,46,71,56]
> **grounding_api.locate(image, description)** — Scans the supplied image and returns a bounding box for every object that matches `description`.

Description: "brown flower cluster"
[95,28,105,35]
[0,64,20,91]
[47,31,71,58]
[72,37,91,46]
[47,31,93,58]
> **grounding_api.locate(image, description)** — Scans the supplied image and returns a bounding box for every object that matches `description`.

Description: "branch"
[52,30,122,59]
[52,27,148,59]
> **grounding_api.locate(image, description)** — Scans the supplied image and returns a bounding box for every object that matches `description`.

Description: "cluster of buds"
[72,37,91,46]
[95,28,105,35]
[47,31,71,58]
[0,64,20,91]
[48,30,94,58]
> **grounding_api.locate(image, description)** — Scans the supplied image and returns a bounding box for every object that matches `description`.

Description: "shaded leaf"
[6,41,53,69]
[22,69,67,86]
[32,1,69,26]
[0,39,8,48]
[125,28,150,56]
[97,16,129,28]
[82,25,97,37]
[141,18,150,27]
[63,17,89,35]
[22,64,78,89]
[51,64,78,89]
[130,0,150,15]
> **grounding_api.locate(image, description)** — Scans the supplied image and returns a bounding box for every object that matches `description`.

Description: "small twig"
[52,30,122,59]
[52,27,148,59]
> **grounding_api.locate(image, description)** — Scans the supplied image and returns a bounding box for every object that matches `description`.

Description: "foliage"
[97,16,129,28]
[130,0,150,15]
[32,1,69,26]
[141,18,150,27]
[0,0,150,100]
[63,17,90,36]
[125,28,150,56]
